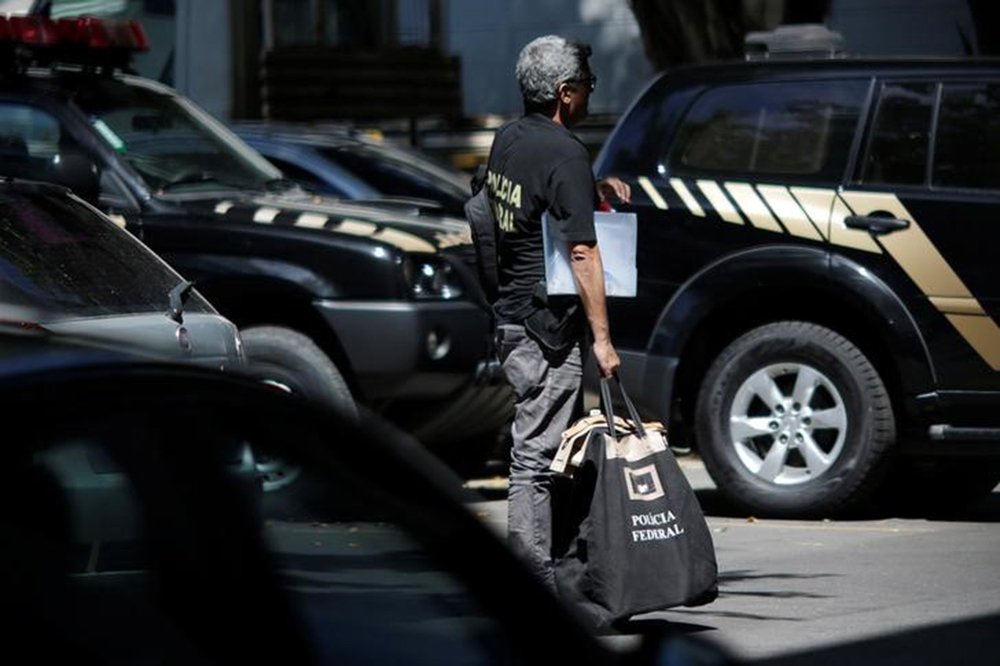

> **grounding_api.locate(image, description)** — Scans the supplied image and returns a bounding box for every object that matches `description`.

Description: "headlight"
[402,255,465,300]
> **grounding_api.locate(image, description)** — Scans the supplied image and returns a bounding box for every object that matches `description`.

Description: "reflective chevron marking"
[945,315,1000,370]
[789,187,834,241]
[830,194,882,254]
[758,185,824,241]
[252,206,281,224]
[838,191,999,371]
[930,297,986,316]
[697,180,743,224]
[657,178,999,371]
[295,212,329,228]
[637,176,669,210]
[725,182,783,233]
[669,178,703,216]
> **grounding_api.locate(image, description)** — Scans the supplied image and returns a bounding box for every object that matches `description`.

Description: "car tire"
[695,321,895,517]
[241,326,356,494]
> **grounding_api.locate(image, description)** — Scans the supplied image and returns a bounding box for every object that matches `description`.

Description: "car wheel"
[695,321,895,517]
[241,326,357,493]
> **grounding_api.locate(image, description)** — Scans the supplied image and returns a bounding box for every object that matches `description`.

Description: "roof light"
[0,17,14,43]
[55,18,112,49]
[0,15,150,70]
[8,16,59,46]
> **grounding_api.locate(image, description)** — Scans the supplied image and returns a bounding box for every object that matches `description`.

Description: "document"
[542,211,637,297]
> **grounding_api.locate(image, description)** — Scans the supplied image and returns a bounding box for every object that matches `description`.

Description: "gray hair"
[516,35,591,106]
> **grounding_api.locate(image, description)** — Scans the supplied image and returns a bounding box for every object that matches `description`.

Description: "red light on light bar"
[125,20,149,52]
[0,15,149,53]
[9,16,59,46]
[0,17,14,42]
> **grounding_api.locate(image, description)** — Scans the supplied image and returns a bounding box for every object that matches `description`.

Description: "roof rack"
[744,24,845,61]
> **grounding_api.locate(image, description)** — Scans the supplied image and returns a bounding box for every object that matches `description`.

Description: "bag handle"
[599,375,647,440]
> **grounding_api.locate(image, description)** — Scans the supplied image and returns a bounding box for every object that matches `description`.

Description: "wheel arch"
[648,246,934,447]
[195,275,360,396]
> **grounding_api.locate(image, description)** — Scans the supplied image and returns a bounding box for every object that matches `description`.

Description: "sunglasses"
[565,75,596,92]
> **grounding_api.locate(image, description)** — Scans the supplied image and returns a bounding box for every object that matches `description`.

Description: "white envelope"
[542,211,637,297]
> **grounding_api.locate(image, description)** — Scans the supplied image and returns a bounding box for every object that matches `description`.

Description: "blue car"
[234,123,470,216]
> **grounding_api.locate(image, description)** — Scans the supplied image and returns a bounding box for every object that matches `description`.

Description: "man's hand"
[593,337,621,379]
[596,177,631,206]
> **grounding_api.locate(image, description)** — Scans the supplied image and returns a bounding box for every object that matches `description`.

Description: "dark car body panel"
[595,57,1000,451]
[0,66,508,445]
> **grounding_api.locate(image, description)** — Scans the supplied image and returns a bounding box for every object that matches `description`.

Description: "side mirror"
[48,151,101,205]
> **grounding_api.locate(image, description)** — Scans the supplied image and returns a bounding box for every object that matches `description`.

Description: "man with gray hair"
[486,34,630,591]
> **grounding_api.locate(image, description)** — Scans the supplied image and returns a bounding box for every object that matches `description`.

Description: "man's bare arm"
[569,240,621,378]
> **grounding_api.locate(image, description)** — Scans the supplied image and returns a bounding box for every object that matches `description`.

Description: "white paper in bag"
[542,211,637,297]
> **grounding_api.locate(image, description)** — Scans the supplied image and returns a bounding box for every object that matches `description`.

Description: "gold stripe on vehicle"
[840,191,1000,369]
[372,227,436,253]
[840,192,964,292]
[724,182,783,233]
[757,185,824,241]
[669,178,703,216]
[252,207,281,224]
[637,176,669,210]
[829,195,882,254]
[789,187,835,241]
[335,219,379,236]
[944,315,1000,371]
[697,180,743,224]
[296,212,329,228]
[929,297,986,316]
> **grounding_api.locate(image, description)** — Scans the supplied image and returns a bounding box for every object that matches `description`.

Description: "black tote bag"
[552,377,718,629]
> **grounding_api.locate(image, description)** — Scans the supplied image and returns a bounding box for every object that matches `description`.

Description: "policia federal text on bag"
[551,376,718,629]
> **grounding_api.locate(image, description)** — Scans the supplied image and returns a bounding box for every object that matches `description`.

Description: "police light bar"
[0,15,149,71]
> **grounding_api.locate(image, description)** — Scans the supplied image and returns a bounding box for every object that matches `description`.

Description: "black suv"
[0,16,508,473]
[595,54,1000,516]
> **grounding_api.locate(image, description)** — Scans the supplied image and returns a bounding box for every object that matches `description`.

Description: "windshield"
[0,186,212,317]
[72,77,283,194]
[320,143,469,207]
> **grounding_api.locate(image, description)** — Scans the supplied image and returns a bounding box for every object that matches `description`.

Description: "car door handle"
[844,215,909,235]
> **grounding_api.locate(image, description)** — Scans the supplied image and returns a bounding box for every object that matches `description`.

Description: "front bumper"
[314,299,496,400]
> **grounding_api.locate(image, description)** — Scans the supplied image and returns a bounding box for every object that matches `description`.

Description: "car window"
[4,379,531,665]
[0,103,73,181]
[670,79,868,181]
[266,154,349,196]
[933,82,1000,190]
[319,145,468,206]
[70,79,282,193]
[861,81,936,186]
[0,187,212,316]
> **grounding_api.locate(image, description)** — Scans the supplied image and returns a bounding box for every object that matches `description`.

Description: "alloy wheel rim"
[728,362,847,486]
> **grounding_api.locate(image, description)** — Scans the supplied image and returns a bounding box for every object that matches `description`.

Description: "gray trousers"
[497,323,583,591]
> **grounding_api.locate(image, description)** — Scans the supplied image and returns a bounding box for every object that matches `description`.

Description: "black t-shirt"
[486,113,597,327]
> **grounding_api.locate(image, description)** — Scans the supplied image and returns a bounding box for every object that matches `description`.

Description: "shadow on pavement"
[748,612,1000,666]
[693,487,1000,523]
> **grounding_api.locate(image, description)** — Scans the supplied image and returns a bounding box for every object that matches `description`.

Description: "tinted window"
[934,82,1000,190]
[319,145,468,207]
[266,155,346,195]
[71,79,281,193]
[671,79,868,180]
[0,188,211,317]
[862,82,936,186]
[0,104,75,182]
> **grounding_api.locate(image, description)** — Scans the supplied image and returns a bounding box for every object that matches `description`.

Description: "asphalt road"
[464,457,1000,664]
